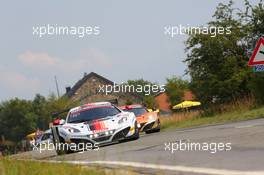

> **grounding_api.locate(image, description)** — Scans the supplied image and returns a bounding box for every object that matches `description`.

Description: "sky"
[0,0,259,101]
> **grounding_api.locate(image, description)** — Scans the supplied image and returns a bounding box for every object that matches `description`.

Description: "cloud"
[18,50,59,67]
[0,67,41,100]
[17,49,112,72]
[7,49,114,100]
[79,48,112,67]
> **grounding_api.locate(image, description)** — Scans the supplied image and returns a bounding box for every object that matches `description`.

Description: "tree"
[165,76,189,107]
[143,96,157,109]
[45,94,77,121]
[32,94,48,130]
[125,79,159,108]
[0,94,77,144]
[242,0,264,104]
[126,79,159,98]
[0,98,37,142]
[184,0,264,106]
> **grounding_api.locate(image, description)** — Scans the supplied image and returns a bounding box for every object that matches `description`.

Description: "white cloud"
[18,50,59,67]
[0,67,41,100]
[79,48,112,67]
[17,49,112,72]
[3,49,114,100]
[0,48,113,99]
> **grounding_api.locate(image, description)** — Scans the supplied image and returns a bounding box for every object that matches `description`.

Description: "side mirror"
[59,119,66,125]
[53,118,65,125]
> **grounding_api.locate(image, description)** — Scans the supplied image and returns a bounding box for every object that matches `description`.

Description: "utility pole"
[54,76,60,98]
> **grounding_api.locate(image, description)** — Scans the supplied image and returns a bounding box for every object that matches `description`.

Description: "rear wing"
[51,108,71,119]
[106,98,118,105]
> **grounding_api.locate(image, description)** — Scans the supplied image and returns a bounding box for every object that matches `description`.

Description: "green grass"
[0,158,136,175]
[161,106,264,131]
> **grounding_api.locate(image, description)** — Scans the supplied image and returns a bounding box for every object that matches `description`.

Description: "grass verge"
[160,106,264,131]
[0,158,136,175]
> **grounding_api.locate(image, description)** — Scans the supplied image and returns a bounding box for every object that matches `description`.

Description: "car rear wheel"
[145,119,161,134]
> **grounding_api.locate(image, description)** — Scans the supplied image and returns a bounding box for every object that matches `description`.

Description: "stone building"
[65,72,141,105]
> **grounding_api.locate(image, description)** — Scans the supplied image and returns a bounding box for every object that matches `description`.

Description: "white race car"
[51,102,139,154]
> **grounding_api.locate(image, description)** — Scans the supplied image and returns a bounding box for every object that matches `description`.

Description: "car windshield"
[67,106,121,123]
[124,107,147,116]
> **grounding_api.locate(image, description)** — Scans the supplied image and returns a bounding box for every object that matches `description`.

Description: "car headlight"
[118,117,128,124]
[88,130,115,139]
[68,128,80,133]
[148,115,154,120]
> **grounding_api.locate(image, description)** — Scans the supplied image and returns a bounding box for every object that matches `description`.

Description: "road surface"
[16,118,264,175]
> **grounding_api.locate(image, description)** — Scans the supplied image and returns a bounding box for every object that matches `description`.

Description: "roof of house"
[154,91,165,97]
[65,72,114,97]
[154,91,194,100]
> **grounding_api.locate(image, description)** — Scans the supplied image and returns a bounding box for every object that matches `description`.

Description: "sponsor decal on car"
[89,120,109,133]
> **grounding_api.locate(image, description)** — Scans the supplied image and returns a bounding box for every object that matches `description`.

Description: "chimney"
[66,86,71,93]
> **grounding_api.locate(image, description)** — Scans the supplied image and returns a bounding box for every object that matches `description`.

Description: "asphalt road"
[16,118,264,175]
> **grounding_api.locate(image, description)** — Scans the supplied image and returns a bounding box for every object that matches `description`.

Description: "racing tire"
[120,121,139,142]
[145,119,161,134]
[51,126,72,155]
[145,128,160,134]
[129,121,140,140]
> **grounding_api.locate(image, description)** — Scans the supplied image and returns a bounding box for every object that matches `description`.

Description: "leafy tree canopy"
[185,0,264,106]
[165,76,189,107]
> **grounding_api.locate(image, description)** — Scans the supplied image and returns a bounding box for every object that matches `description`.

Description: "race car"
[51,102,139,154]
[120,104,160,134]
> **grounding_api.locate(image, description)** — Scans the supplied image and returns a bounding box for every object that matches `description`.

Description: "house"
[155,92,170,112]
[155,90,195,112]
[65,72,141,105]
